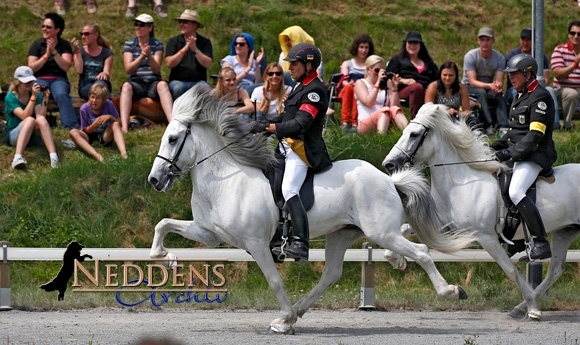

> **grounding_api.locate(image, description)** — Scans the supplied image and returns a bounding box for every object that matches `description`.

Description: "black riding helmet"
[504,53,538,77]
[283,43,321,72]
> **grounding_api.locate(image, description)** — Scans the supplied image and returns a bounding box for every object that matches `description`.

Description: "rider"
[258,43,332,264]
[492,53,557,260]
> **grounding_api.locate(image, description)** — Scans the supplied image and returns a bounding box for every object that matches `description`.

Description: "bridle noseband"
[393,121,430,168]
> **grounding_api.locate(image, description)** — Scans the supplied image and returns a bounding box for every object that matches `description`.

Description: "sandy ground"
[1,308,580,345]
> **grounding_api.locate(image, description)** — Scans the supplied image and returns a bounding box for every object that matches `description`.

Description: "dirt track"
[2,308,579,345]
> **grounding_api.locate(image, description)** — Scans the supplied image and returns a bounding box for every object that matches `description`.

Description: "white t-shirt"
[356,79,387,122]
[251,85,292,120]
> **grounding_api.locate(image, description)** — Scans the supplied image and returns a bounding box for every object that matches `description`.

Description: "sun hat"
[174,9,204,28]
[14,66,36,83]
[134,13,154,24]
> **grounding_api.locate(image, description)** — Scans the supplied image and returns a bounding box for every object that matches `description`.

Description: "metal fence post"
[526,262,543,289]
[358,242,375,310]
[0,241,12,311]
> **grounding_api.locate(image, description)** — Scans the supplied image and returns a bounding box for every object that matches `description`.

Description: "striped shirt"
[551,42,580,90]
[123,37,164,82]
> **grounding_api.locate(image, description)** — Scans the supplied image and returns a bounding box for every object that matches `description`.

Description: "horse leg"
[382,224,414,271]
[510,227,580,318]
[245,243,296,334]
[293,228,363,318]
[150,218,221,258]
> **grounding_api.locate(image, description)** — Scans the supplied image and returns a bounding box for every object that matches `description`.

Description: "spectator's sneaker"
[11,157,27,170]
[154,4,168,18]
[87,0,97,13]
[50,157,59,169]
[125,6,137,18]
[55,1,65,15]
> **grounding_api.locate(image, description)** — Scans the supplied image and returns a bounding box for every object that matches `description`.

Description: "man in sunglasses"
[551,20,580,130]
[165,10,213,100]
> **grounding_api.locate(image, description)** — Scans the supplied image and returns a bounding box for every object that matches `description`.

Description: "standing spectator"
[278,26,317,86]
[125,0,167,19]
[338,34,374,130]
[386,31,438,119]
[28,12,78,130]
[461,27,508,136]
[551,20,580,130]
[221,33,265,95]
[425,61,471,118]
[505,28,559,129]
[251,62,292,121]
[69,84,127,162]
[70,24,114,100]
[119,14,173,133]
[165,10,213,100]
[212,67,254,122]
[5,66,59,169]
[354,55,408,134]
[54,0,97,14]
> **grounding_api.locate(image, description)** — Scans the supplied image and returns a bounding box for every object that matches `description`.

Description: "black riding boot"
[515,196,551,260]
[284,195,309,264]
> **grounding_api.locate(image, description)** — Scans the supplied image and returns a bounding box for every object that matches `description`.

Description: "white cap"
[134,13,154,24]
[14,66,36,83]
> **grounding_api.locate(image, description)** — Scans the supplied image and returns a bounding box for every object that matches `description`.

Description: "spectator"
[386,31,438,119]
[221,33,265,95]
[54,0,97,14]
[70,24,113,100]
[5,66,58,169]
[212,67,254,122]
[69,84,127,162]
[27,12,78,130]
[119,13,173,133]
[425,61,471,118]
[506,28,560,129]
[461,27,508,136]
[551,20,580,130]
[354,55,408,134]
[278,25,317,86]
[251,62,292,121]
[338,33,375,130]
[126,0,167,19]
[165,10,213,100]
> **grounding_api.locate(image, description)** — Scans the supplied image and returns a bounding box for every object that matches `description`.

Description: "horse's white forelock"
[171,84,275,170]
[416,103,504,174]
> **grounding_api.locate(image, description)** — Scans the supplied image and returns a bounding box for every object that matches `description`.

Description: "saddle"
[498,168,555,256]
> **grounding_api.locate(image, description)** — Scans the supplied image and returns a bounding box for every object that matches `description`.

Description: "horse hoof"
[527,309,542,321]
[269,319,295,334]
[457,285,468,299]
[161,253,178,269]
[508,308,526,319]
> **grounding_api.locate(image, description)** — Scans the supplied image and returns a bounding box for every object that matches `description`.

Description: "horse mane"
[172,84,275,170]
[416,103,504,174]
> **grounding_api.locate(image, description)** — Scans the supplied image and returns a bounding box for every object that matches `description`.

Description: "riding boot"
[515,196,551,260]
[284,195,309,264]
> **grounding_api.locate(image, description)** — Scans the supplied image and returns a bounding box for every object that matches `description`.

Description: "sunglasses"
[267,71,283,77]
[234,42,247,47]
[374,68,381,73]
[178,20,192,24]
[134,22,149,27]
[80,32,92,36]
[570,31,580,37]
[42,25,53,29]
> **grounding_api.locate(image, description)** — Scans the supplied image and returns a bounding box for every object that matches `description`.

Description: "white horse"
[382,103,580,320]
[147,85,475,333]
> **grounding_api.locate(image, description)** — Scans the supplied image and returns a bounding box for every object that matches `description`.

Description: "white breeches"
[280,140,308,201]
[509,161,542,205]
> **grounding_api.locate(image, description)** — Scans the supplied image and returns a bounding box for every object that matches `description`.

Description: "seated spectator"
[69,84,127,162]
[339,33,375,130]
[386,31,438,119]
[250,62,292,121]
[278,25,317,86]
[212,67,255,122]
[5,66,58,169]
[354,55,408,134]
[27,12,78,130]
[221,33,264,96]
[505,28,559,129]
[425,61,471,118]
[461,27,508,136]
[125,0,167,19]
[71,24,113,100]
[119,14,173,133]
[551,20,580,130]
[165,10,213,100]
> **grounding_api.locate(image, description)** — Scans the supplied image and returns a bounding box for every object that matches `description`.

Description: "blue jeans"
[506,86,560,126]
[169,80,208,100]
[79,80,112,100]
[468,86,508,128]
[37,77,79,130]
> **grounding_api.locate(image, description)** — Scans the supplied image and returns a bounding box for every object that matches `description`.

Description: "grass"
[2,0,580,312]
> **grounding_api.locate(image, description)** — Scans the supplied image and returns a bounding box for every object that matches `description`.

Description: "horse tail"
[391,168,476,253]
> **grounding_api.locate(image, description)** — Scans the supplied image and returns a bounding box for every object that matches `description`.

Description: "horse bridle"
[393,121,430,169]
[155,123,192,176]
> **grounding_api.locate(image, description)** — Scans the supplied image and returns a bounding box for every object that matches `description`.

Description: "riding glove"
[495,149,511,162]
[249,118,270,134]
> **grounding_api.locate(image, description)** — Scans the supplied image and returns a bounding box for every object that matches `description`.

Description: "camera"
[386,72,394,80]
[379,72,395,90]
[39,85,48,91]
